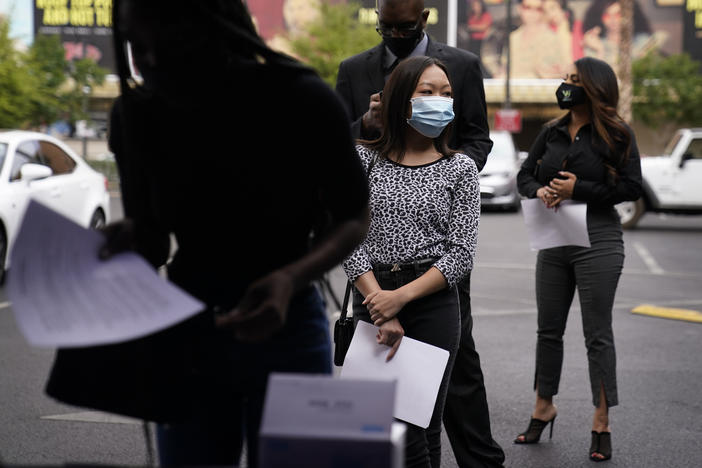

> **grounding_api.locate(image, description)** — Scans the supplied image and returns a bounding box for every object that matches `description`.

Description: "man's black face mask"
[381,20,423,58]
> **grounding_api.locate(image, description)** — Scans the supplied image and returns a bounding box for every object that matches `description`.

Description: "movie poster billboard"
[683,0,702,62]
[33,0,114,72]
[455,0,684,78]
[247,0,693,80]
[245,0,448,56]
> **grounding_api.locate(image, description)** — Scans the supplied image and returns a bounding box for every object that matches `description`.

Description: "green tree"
[61,57,108,124]
[0,17,109,129]
[289,1,379,87]
[26,34,68,125]
[0,20,38,128]
[633,52,702,127]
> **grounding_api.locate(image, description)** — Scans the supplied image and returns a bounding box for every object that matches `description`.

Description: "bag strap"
[340,281,352,321]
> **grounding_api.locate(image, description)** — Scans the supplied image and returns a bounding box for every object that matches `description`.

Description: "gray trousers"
[534,211,624,408]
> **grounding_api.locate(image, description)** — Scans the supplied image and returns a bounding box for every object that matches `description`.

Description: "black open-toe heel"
[589,431,612,462]
[514,415,557,444]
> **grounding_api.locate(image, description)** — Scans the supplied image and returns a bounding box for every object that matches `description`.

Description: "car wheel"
[89,209,106,230]
[615,198,645,229]
[0,228,6,286]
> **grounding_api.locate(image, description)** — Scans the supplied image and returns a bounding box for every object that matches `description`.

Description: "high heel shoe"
[589,431,612,462]
[514,415,557,444]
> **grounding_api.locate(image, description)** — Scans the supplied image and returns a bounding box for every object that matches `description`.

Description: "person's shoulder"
[429,38,480,66]
[339,43,383,68]
[355,144,377,169]
[291,71,348,114]
[355,144,377,159]
[543,114,568,134]
[619,121,636,137]
[447,152,478,178]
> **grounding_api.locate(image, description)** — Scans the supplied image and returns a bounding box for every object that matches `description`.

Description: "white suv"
[616,128,702,229]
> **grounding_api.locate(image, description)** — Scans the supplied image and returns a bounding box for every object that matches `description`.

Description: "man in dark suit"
[335,1,505,467]
[336,0,492,170]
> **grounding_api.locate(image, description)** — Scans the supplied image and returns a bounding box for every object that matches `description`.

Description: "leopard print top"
[342,145,480,286]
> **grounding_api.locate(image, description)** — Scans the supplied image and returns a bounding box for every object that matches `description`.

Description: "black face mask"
[556,82,587,109]
[383,28,423,59]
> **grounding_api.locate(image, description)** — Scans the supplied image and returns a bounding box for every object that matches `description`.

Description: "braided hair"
[112,0,311,98]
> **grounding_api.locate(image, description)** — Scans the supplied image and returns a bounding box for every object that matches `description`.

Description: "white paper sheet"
[340,321,450,429]
[260,373,396,439]
[7,200,204,348]
[520,198,590,250]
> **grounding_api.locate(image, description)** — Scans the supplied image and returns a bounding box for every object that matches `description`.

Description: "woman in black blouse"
[515,57,642,462]
[342,56,480,468]
[104,1,369,466]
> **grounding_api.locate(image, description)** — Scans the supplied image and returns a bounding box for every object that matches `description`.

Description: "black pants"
[534,217,624,407]
[443,272,506,468]
[353,265,460,468]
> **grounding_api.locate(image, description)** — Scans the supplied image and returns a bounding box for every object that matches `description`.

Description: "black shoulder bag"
[333,281,354,366]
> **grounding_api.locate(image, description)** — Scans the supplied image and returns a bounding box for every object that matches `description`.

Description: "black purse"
[332,281,354,367]
[332,156,375,367]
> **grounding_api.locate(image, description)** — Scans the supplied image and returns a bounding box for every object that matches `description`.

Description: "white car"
[0,131,110,283]
[479,130,523,211]
[616,128,702,228]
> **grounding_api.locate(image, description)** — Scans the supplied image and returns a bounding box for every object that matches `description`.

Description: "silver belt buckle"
[390,263,401,272]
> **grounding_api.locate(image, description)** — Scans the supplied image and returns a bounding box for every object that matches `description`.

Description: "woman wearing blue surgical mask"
[515,57,642,462]
[342,56,480,468]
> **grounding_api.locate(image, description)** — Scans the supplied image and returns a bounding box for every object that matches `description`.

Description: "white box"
[259,373,405,468]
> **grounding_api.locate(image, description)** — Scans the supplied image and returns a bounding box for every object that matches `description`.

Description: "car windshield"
[663,131,682,157]
[0,143,6,172]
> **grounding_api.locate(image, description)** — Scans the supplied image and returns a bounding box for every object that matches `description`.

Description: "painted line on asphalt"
[631,304,702,323]
[618,298,702,309]
[41,411,142,425]
[0,301,10,310]
[632,242,665,275]
[475,262,535,271]
[474,299,702,317]
[476,262,702,279]
[473,307,536,316]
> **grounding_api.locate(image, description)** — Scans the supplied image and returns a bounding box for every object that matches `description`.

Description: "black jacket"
[517,116,642,208]
[335,36,492,172]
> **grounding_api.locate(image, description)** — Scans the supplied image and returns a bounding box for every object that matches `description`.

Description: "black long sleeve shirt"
[517,116,642,210]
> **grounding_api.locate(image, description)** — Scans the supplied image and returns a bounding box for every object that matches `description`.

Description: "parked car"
[0,131,110,284]
[615,128,702,229]
[479,130,523,211]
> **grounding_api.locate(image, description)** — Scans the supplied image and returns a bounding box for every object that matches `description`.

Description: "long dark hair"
[112,0,311,100]
[363,56,455,162]
[575,56,632,167]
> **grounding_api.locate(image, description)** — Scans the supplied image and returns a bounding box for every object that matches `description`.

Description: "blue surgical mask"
[407,96,455,138]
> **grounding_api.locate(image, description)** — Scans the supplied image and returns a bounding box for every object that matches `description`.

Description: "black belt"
[373,258,437,273]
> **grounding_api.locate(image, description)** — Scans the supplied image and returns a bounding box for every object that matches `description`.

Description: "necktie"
[384,58,399,81]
